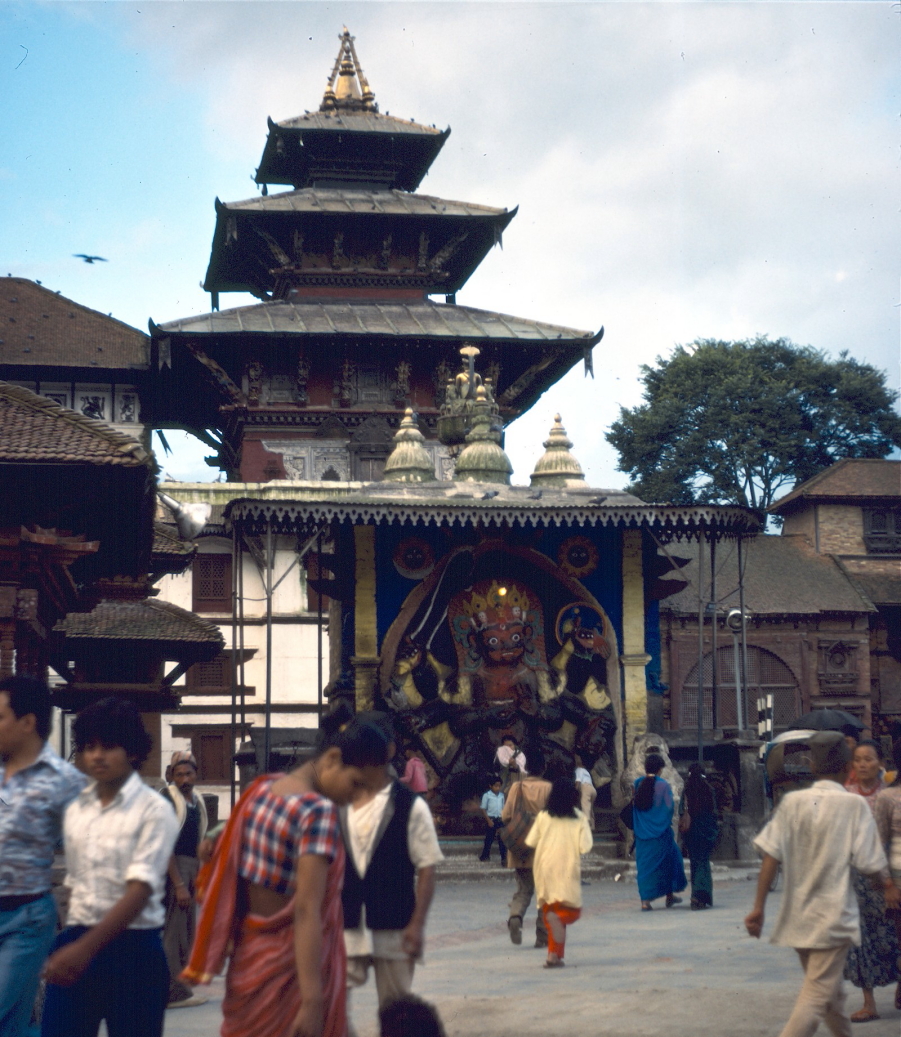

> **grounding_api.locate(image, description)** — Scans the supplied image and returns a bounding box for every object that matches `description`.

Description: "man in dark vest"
[341,713,443,1037]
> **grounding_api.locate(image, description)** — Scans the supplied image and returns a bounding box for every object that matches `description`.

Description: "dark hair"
[855,739,883,760]
[316,705,392,769]
[72,697,153,765]
[634,753,666,812]
[380,994,446,1037]
[684,763,715,815]
[0,674,52,740]
[546,776,580,818]
[808,731,853,777]
[528,747,546,778]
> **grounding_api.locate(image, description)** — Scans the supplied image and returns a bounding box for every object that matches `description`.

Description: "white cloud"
[5,1,899,485]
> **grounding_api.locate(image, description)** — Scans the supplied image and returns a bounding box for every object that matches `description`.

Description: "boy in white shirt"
[341,713,444,1037]
[41,698,177,1037]
[745,731,897,1037]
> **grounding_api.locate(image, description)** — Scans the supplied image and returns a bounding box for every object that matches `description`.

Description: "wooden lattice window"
[679,645,799,732]
[192,554,232,612]
[863,509,901,554]
[186,654,230,693]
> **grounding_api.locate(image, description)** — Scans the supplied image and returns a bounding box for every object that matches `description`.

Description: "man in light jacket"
[501,749,551,948]
[160,751,208,1008]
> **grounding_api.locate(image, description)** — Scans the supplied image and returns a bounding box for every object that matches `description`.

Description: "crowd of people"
[3,670,901,1037]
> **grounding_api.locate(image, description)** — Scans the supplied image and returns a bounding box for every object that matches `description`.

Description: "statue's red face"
[477,619,527,666]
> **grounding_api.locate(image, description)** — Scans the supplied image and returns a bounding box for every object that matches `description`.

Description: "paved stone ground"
[159,875,901,1037]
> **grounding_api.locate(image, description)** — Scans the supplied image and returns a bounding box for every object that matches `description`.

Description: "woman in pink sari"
[183,710,391,1037]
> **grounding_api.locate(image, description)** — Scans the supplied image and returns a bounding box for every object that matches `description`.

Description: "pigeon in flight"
[73,254,108,264]
[481,490,499,500]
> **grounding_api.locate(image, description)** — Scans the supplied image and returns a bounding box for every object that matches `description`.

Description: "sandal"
[665,894,682,908]
[544,959,565,968]
[641,901,653,912]
[850,1010,879,1023]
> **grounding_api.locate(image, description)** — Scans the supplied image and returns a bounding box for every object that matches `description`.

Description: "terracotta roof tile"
[0,278,149,370]
[0,381,151,466]
[769,459,901,512]
[658,534,874,616]
[845,573,901,606]
[58,598,224,645]
[152,522,196,557]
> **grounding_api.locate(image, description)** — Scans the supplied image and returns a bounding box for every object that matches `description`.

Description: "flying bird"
[527,490,543,500]
[73,254,108,264]
[588,496,608,506]
[481,490,499,500]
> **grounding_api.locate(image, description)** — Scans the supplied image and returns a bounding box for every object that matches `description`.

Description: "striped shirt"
[238,778,340,896]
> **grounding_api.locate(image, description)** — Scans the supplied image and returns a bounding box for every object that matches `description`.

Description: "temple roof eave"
[222,489,762,542]
[215,188,512,220]
[255,117,451,191]
[152,299,598,346]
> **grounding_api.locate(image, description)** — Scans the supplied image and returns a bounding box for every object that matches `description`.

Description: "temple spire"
[320,27,377,112]
[383,409,436,483]
[530,414,587,489]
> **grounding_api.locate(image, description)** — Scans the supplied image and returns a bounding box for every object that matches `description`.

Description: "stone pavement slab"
[159,876,901,1037]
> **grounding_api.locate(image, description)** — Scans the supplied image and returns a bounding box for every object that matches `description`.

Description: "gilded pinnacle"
[320,27,377,112]
[530,413,587,489]
[383,408,436,483]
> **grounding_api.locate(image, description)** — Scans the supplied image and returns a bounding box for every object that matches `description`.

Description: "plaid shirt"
[238,778,340,896]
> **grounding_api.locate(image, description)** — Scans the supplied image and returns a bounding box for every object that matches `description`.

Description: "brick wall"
[817,504,866,554]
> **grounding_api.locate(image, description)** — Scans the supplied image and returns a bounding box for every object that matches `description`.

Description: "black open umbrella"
[787,708,865,734]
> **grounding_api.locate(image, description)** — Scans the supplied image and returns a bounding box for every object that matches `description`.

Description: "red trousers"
[541,903,581,959]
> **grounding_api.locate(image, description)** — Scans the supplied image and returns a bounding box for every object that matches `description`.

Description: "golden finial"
[320,27,377,113]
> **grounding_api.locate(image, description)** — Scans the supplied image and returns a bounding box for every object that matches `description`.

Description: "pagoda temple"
[150,28,602,483]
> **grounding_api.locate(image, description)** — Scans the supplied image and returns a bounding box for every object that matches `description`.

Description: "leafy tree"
[607,337,901,511]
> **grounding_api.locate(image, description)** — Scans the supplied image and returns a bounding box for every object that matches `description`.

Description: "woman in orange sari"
[183,709,391,1037]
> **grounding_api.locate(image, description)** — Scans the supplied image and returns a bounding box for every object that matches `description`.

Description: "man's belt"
[0,891,48,911]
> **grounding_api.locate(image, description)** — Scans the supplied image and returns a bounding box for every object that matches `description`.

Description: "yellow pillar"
[620,529,651,749]
[352,525,379,711]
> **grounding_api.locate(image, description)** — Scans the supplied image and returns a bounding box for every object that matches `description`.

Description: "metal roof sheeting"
[157,299,597,344]
[221,188,508,219]
[276,111,445,135]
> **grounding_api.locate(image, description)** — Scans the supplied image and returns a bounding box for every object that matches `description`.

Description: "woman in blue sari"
[633,753,687,911]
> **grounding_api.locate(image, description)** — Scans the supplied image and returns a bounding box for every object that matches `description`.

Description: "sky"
[2,1,899,487]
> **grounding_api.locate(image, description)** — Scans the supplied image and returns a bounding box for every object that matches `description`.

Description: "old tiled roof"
[218,189,509,219]
[153,522,195,556]
[155,298,599,345]
[0,278,149,370]
[769,459,901,513]
[659,534,875,616]
[0,382,151,466]
[845,572,901,606]
[58,598,224,645]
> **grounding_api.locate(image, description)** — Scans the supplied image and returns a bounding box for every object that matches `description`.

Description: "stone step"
[438,835,621,857]
[435,855,761,884]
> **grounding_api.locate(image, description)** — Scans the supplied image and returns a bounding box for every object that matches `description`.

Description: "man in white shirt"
[41,697,178,1037]
[341,713,444,1037]
[745,731,897,1037]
